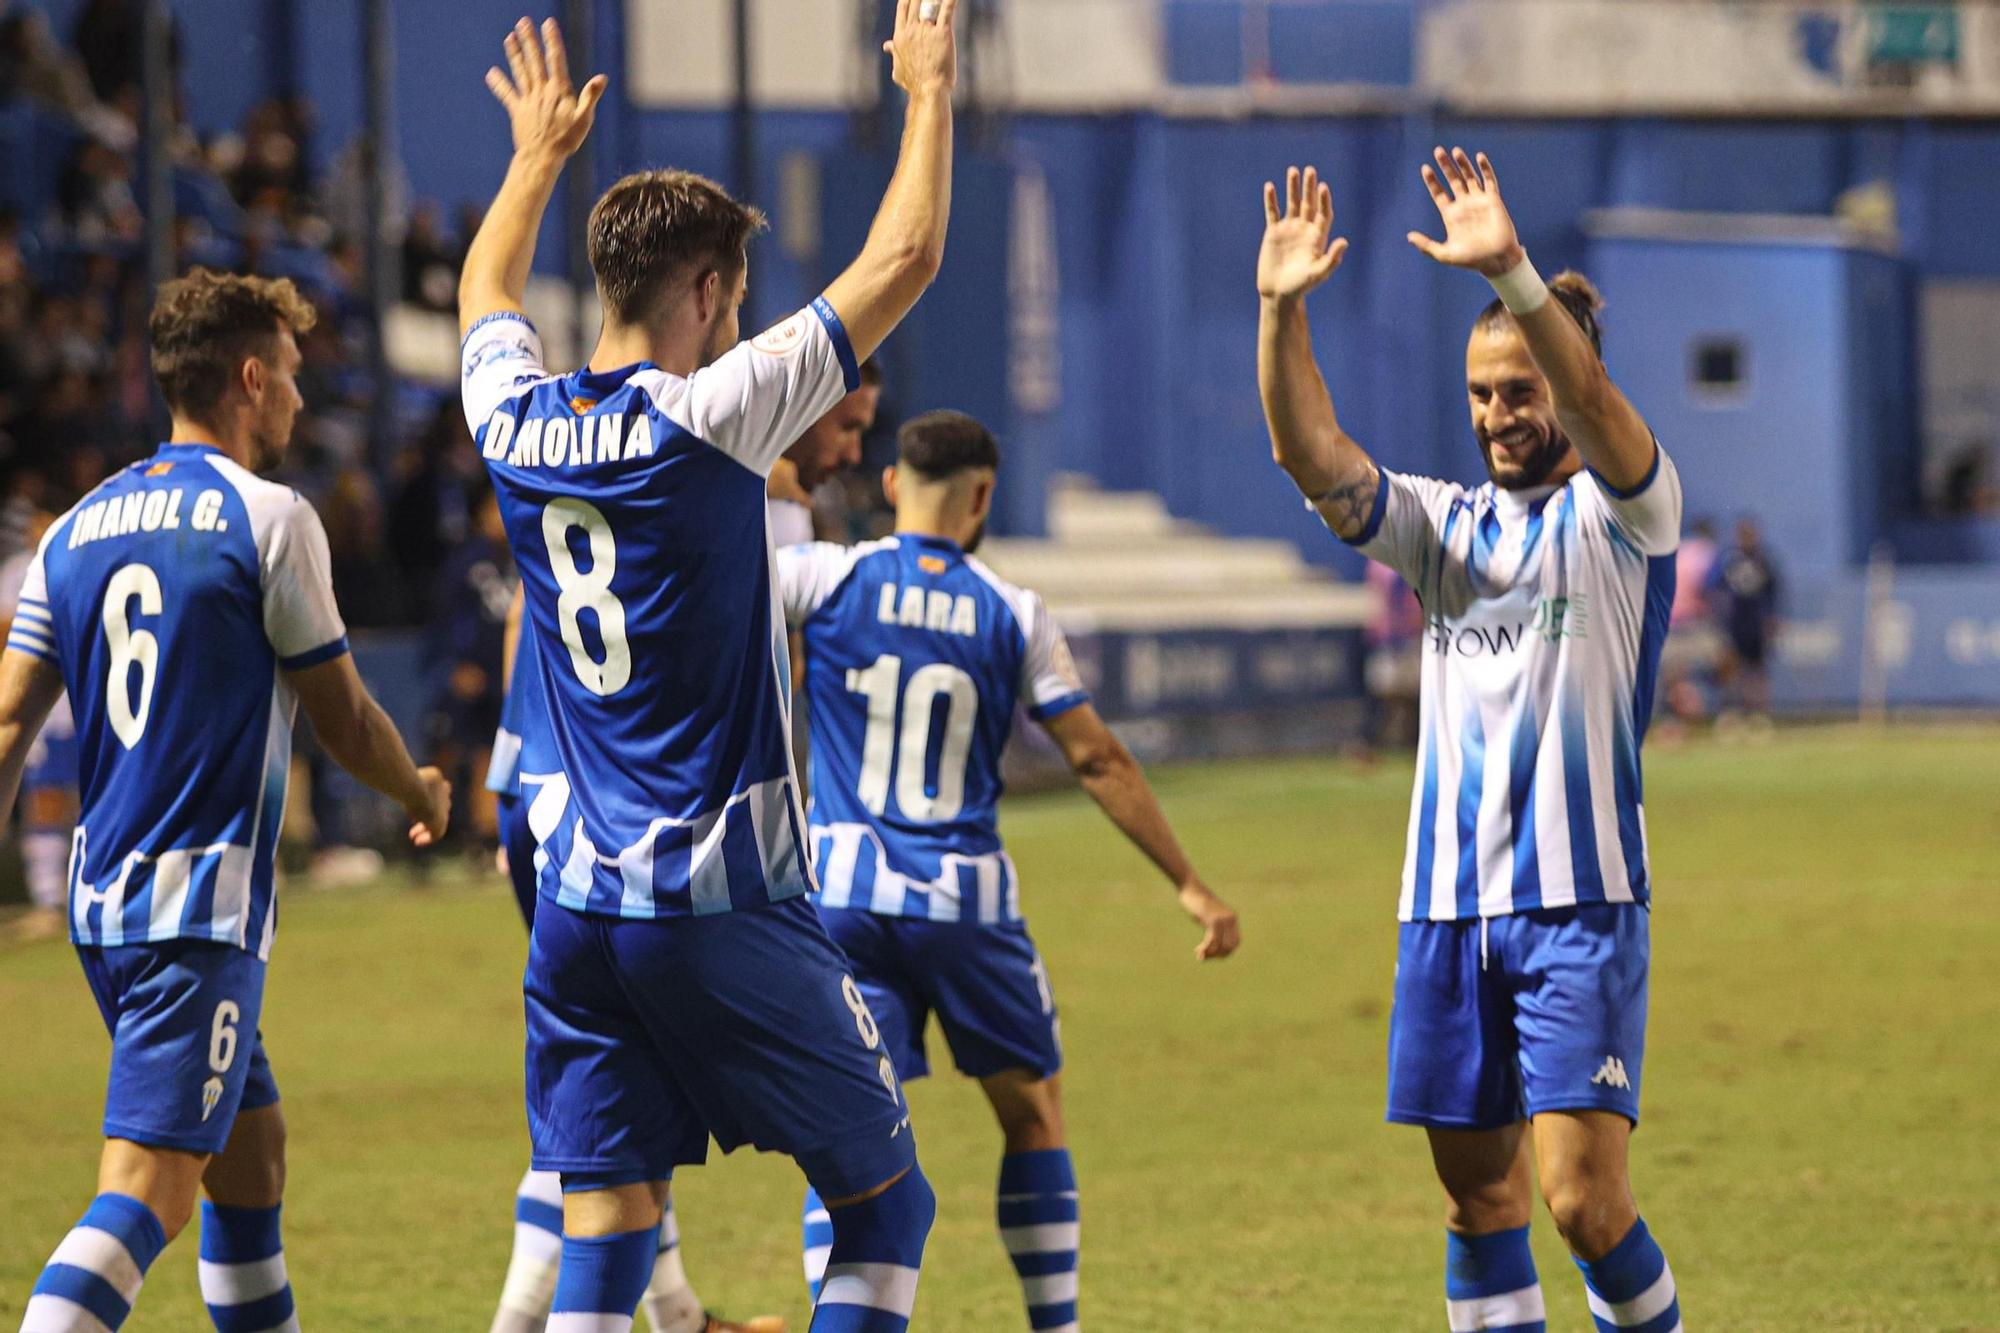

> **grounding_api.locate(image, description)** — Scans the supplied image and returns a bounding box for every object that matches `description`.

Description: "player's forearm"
[822,85,952,360]
[1259,296,1365,497]
[1510,294,1654,488]
[0,652,64,816]
[502,583,523,694]
[1075,746,1199,890]
[315,692,432,813]
[460,151,566,332]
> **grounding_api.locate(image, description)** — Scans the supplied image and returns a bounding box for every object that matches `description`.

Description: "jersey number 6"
[541,499,632,697]
[102,563,163,749]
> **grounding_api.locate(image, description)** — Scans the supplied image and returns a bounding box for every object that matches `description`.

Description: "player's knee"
[1541,1177,1634,1260]
[1443,1177,1533,1234]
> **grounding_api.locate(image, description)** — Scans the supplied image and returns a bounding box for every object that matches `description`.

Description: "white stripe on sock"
[253,1316,301,1333]
[804,1208,831,1227]
[545,1314,632,1332]
[48,1226,146,1302]
[520,1170,565,1209]
[21,1293,114,1333]
[1036,1325,1079,1333]
[497,1237,562,1315]
[198,1254,291,1303]
[1446,1282,1546,1331]
[1021,1271,1079,1307]
[818,1262,921,1317]
[1585,1263,1676,1327]
[1001,1222,1080,1255]
[803,1244,832,1285]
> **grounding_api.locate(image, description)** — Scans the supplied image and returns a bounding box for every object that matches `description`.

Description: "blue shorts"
[524,895,915,1200]
[818,905,1062,1083]
[497,793,537,929]
[1386,903,1649,1131]
[78,941,280,1155]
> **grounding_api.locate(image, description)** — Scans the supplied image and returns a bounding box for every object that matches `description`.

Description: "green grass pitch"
[2,725,1996,1329]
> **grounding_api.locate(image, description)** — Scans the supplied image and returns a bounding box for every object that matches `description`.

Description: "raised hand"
[1179,881,1242,963]
[485,17,608,163]
[1407,147,1525,278]
[885,0,959,95]
[1258,166,1350,303]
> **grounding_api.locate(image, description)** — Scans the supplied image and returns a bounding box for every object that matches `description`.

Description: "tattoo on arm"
[1309,466,1381,542]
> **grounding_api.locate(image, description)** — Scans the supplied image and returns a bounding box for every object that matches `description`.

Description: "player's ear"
[694,268,720,323]
[239,354,265,404]
[970,473,995,520]
[881,465,899,507]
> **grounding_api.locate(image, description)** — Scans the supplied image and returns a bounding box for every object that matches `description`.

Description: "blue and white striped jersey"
[778,535,1090,924]
[461,303,859,919]
[1335,448,1682,922]
[7,445,348,958]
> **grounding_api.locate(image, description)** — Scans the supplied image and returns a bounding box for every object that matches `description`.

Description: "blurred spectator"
[402,200,461,313]
[423,479,514,849]
[1710,515,1782,731]
[1362,560,1423,753]
[1940,441,2000,517]
[0,6,94,116]
[390,400,481,624]
[1659,517,1720,732]
[59,134,144,245]
[72,0,176,111]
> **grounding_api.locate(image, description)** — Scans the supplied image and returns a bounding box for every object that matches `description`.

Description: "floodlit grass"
[3,725,1997,1329]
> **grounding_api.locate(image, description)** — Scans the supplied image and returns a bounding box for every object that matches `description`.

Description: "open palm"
[1407,147,1523,278]
[485,17,607,162]
[1258,166,1350,302]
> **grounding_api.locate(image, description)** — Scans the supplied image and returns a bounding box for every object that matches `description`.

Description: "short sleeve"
[678,299,859,477]
[1580,443,1683,557]
[461,310,551,433]
[1016,590,1089,721]
[5,546,58,664]
[262,497,350,670]
[776,542,862,627]
[1320,469,1467,590]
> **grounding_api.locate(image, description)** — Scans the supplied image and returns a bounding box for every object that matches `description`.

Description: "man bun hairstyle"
[149,268,315,423]
[588,170,768,327]
[898,411,1000,480]
[1477,269,1605,358]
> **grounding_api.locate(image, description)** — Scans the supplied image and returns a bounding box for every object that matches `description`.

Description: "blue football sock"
[1445,1226,1545,1332]
[198,1202,299,1332]
[808,1165,936,1333]
[801,1186,834,1303]
[1575,1218,1682,1333]
[549,1226,656,1333]
[24,1193,169,1331]
[997,1150,1080,1332]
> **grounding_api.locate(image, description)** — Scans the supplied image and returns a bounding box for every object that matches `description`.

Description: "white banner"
[1422,1,2000,114]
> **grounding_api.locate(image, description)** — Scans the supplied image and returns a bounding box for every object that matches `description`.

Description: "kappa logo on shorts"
[1590,1056,1631,1090]
[200,1075,225,1122]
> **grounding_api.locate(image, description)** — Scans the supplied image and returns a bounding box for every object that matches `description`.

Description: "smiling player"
[1256,152,1687,1332]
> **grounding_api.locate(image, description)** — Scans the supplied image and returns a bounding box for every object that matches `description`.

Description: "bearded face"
[1465,324,1579,492]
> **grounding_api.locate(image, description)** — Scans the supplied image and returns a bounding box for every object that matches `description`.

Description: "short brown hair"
[1477,269,1605,358]
[150,268,316,422]
[588,170,768,326]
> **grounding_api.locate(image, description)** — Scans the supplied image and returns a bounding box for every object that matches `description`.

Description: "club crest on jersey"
[917,555,948,575]
[200,1075,224,1122]
[877,582,978,637]
[145,462,174,477]
[569,396,598,415]
[752,315,809,356]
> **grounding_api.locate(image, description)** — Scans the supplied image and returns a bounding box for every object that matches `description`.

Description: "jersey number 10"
[846,654,978,823]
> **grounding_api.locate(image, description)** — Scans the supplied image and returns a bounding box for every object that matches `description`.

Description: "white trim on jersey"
[812,820,1022,924]
[961,554,1091,719]
[629,299,857,480]
[206,456,349,667]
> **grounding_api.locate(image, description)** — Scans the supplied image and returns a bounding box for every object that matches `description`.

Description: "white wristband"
[1487,254,1549,316]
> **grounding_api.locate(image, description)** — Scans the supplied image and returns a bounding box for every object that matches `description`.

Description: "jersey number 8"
[541,499,632,697]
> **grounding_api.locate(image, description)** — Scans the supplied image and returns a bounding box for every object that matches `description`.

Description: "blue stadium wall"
[16,0,1998,709]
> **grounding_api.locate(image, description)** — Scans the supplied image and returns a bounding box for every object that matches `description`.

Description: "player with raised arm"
[1256,154,1687,1332]
[7,270,450,1333]
[459,11,957,1332]
[778,412,1241,1333]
